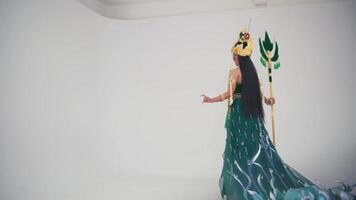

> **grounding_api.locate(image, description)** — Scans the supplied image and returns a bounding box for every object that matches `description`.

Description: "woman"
[200,29,355,200]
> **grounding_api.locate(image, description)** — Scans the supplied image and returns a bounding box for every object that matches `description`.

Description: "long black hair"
[238,55,265,122]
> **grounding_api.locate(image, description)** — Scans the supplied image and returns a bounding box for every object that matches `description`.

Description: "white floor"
[64,176,221,200]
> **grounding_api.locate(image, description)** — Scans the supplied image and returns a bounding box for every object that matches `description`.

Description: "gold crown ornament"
[231,27,253,56]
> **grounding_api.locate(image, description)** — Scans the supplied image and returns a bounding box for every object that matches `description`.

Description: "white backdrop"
[1,0,355,199]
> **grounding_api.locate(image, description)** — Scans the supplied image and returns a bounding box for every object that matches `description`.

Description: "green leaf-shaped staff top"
[263,32,273,51]
[259,31,280,70]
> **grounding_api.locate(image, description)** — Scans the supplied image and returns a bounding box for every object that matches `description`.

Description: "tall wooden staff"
[259,32,280,146]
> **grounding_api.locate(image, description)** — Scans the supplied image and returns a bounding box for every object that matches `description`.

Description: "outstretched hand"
[264,96,276,106]
[201,94,212,103]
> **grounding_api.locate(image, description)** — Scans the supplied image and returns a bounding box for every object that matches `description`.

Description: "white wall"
[0,0,355,199]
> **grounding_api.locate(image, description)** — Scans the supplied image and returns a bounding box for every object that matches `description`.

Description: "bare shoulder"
[230,67,241,74]
[229,67,241,83]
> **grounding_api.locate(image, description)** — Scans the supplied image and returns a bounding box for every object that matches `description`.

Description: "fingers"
[264,96,269,105]
[263,96,276,105]
[266,97,275,105]
[201,94,209,103]
[201,94,206,103]
[269,97,275,105]
[266,100,271,105]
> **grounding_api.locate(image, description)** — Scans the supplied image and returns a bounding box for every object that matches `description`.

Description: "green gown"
[219,83,355,200]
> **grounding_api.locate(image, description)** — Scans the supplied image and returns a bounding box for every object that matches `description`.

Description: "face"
[233,54,239,66]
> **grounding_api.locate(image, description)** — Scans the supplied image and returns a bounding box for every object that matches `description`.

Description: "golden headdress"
[231,27,253,56]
